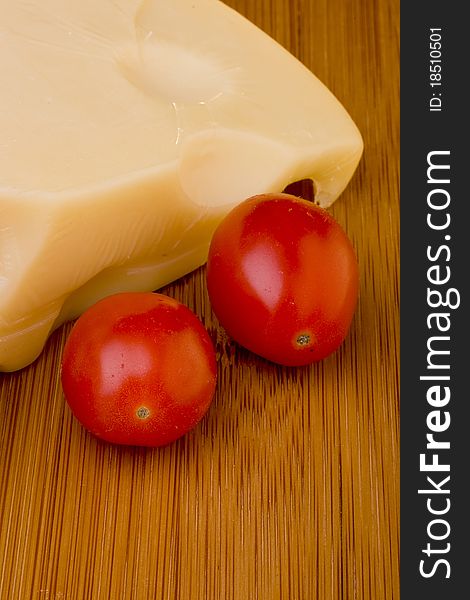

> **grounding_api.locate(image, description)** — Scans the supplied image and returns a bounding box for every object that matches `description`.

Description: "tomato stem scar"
[136,406,151,419]
[296,333,311,347]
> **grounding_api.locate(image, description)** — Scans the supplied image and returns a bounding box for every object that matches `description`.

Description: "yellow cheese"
[0,0,363,371]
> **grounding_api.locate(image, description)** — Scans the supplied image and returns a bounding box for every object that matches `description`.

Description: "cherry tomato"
[61,292,217,447]
[206,193,359,366]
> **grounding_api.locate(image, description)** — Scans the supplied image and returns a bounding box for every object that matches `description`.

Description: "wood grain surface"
[0,0,400,598]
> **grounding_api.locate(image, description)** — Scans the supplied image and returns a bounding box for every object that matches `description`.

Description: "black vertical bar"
[401,2,468,598]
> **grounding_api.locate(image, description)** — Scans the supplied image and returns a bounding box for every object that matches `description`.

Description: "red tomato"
[61,292,217,447]
[206,193,359,366]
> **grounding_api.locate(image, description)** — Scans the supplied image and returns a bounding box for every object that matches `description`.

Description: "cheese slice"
[0,0,363,371]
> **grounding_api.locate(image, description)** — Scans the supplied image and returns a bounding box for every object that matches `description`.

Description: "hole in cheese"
[178,129,295,208]
[117,38,238,104]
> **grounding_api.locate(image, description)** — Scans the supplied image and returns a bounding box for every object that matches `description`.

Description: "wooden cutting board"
[0,0,400,598]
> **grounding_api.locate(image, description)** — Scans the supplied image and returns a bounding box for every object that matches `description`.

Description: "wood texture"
[0,0,400,598]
